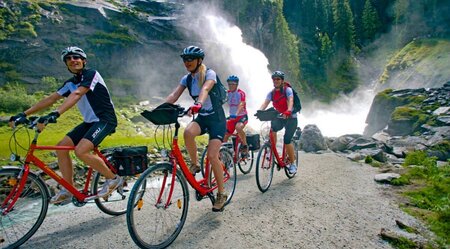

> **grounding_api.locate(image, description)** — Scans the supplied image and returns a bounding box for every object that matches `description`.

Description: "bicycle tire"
[237,143,254,174]
[207,147,236,205]
[0,167,49,249]
[284,140,299,179]
[127,163,189,249]
[93,173,143,216]
[255,144,275,193]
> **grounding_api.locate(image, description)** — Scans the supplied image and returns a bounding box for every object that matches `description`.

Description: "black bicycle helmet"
[227,75,239,83]
[180,46,205,59]
[61,46,87,62]
[271,70,285,80]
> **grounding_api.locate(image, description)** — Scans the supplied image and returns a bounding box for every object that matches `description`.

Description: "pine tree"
[362,0,381,41]
[332,0,356,52]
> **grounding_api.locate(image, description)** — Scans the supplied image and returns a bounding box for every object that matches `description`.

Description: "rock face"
[364,82,450,137]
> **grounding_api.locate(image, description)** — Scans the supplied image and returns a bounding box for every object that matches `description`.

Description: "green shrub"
[0,83,38,113]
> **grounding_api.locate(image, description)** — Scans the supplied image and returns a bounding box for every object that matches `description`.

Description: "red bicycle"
[126,104,236,249]
[0,117,141,249]
[201,132,255,175]
[254,109,299,193]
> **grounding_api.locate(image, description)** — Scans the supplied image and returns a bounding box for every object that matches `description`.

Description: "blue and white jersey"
[57,68,117,125]
[180,69,217,115]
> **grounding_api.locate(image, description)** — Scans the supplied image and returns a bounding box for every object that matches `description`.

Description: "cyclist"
[165,45,228,212]
[223,75,249,157]
[9,46,123,204]
[258,70,298,174]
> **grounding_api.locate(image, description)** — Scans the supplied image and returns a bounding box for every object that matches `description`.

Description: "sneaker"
[97,175,124,198]
[50,188,72,205]
[212,192,228,212]
[189,164,201,175]
[287,164,297,174]
[240,145,249,159]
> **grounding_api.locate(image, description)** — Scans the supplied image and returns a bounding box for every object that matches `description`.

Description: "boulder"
[299,124,328,152]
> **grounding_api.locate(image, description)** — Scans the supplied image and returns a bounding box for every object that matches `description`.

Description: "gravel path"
[20,152,426,249]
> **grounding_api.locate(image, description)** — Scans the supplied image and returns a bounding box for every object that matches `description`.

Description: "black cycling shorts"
[271,117,298,144]
[67,122,116,146]
[194,114,226,142]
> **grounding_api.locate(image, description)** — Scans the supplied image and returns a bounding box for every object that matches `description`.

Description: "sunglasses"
[227,82,238,85]
[182,57,196,62]
[64,55,83,61]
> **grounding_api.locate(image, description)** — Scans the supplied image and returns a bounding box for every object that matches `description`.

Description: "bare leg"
[56,136,75,186]
[285,143,295,164]
[208,139,224,193]
[235,122,247,146]
[75,138,115,179]
[184,121,202,166]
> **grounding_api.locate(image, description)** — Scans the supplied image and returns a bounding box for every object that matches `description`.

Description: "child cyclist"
[223,75,249,157]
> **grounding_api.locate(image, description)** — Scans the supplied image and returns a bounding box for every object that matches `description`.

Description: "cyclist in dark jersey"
[9,46,122,204]
[258,70,298,174]
[165,46,227,212]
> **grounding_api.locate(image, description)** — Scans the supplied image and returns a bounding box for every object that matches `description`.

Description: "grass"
[388,151,450,246]
[0,107,208,166]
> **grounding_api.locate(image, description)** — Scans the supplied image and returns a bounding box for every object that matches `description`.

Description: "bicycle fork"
[1,168,30,215]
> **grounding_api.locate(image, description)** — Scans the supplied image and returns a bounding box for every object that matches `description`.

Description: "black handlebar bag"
[141,103,181,125]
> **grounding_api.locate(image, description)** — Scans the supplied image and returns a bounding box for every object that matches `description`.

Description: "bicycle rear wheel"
[127,163,189,249]
[207,147,236,205]
[255,144,275,193]
[237,143,254,174]
[284,140,299,179]
[0,167,49,249]
[93,173,142,216]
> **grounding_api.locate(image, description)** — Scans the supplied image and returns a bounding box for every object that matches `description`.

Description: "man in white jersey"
[9,46,123,204]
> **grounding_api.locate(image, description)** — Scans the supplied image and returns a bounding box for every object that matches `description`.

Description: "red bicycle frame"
[268,129,288,168]
[155,123,231,208]
[2,139,116,214]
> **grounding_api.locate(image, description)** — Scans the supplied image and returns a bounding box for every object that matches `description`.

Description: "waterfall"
[180,5,374,137]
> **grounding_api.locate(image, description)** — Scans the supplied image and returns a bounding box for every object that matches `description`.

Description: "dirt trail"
[22,152,426,249]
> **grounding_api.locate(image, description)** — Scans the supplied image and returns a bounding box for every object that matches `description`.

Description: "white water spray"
[182,5,374,137]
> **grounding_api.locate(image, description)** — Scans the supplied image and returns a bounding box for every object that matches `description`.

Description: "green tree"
[332,0,356,52]
[361,0,381,41]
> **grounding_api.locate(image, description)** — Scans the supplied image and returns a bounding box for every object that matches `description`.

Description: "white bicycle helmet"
[61,46,87,62]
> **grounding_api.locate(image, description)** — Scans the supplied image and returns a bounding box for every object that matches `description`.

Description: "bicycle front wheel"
[93,173,142,216]
[0,167,49,249]
[208,147,236,205]
[237,143,254,174]
[255,144,275,193]
[127,163,189,249]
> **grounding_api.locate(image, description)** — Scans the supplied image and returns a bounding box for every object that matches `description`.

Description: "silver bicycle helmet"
[61,46,87,62]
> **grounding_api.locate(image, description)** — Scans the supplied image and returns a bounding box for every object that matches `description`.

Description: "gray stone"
[299,124,328,152]
[374,173,401,183]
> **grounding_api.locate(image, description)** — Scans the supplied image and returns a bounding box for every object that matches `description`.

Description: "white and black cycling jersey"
[57,68,117,125]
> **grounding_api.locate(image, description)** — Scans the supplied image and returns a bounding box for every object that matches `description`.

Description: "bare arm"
[236,101,245,114]
[196,79,215,104]
[56,86,89,115]
[259,99,271,111]
[24,92,63,116]
[287,95,294,111]
[165,84,186,104]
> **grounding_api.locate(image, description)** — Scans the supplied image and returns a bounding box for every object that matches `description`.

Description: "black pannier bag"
[246,134,260,151]
[141,103,180,125]
[112,146,148,176]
